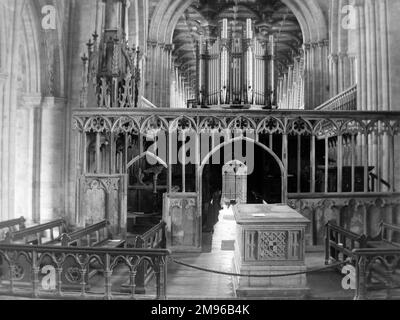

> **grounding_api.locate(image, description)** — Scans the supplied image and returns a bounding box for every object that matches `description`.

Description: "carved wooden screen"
[78,174,127,235]
[163,193,201,252]
[222,160,248,205]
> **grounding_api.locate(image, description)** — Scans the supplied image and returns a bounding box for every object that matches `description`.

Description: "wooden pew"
[366,222,400,249]
[0,219,68,284]
[60,220,124,248]
[123,221,166,294]
[325,221,367,266]
[2,219,67,245]
[325,221,400,298]
[49,221,125,290]
[0,217,26,241]
[0,217,26,278]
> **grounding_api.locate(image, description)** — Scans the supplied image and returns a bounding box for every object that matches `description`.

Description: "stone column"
[310,43,317,108]
[356,1,367,111]
[317,41,324,105]
[303,43,311,109]
[15,94,42,224]
[39,97,67,223]
[338,52,348,92]
[147,40,157,101]
[0,73,7,221]
[159,43,166,107]
[369,0,378,111]
[322,40,330,103]
[164,44,173,108]
[287,64,293,109]
[329,53,339,97]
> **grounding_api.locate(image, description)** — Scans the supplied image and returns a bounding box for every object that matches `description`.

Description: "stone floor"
[165,207,355,300]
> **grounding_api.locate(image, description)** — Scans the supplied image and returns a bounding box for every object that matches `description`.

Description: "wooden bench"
[0,217,26,241]
[0,221,124,291]
[325,221,367,265]
[325,221,400,299]
[123,221,166,294]
[46,221,125,290]
[0,219,68,283]
[366,222,400,249]
[60,220,124,248]
[0,217,26,278]
[2,219,67,245]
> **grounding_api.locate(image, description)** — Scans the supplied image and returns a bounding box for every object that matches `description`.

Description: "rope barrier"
[171,258,345,278]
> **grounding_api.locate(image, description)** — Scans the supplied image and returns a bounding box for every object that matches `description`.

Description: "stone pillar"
[338,52,348,92]
[310,43,317,108]
[39,97,67,223]
[287,64,293,109]
[357,1,368,111]
[0,73,8,221]
[317,41,324,105]
[322,40,330,103]
[104,0,122,30]
[303,43,311,109]
[329,53,339,97]
[164,44,173,108]
[14,94,42,224]
[368,0,378,111]
[159,43,166,107]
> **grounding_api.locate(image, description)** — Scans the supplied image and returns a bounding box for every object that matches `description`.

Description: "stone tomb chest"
[232,203,310,298]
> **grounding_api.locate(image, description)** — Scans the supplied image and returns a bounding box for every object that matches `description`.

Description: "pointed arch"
[199,136,287,204]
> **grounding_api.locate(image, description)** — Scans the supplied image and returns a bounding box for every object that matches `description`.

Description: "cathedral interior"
[1,0,400,300]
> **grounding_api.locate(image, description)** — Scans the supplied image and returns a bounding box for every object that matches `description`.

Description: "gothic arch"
[29,0,67,97]
[199,136,287,204]
[19,1,42,94]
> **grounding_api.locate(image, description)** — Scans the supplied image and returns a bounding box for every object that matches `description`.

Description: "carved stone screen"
[244,230,302,261]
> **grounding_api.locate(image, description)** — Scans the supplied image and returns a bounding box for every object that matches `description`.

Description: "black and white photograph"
[0,0,400,311]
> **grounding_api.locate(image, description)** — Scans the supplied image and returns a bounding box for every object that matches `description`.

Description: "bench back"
[0,217,26,240]
[4,219,67,245]
[126,221,166,249]
[380,222,400,246]
[60,220,111,247]
[325,221,367,264]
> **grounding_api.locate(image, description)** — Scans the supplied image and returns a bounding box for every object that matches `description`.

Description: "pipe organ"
[197,18,274,107]
[276,54,305,110]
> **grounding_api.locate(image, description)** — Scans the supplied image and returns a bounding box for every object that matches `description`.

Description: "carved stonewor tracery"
[245,229,302,261]
[259,231,287,260]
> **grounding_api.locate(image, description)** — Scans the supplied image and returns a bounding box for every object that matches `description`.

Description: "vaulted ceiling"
[172,0,303,91]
